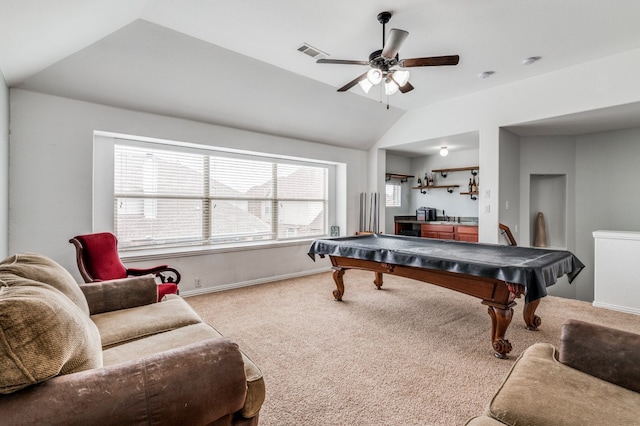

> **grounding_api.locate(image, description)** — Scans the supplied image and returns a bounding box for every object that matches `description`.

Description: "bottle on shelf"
[468,178,473,193]
[417,177,422,187]
[471,176,477,193]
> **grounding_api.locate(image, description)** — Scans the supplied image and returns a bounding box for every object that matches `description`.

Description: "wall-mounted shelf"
[430,166,480,198]
[413,185,460,194]
[386,173,414,183]
[460,191,479,200]
[432,166,479,178]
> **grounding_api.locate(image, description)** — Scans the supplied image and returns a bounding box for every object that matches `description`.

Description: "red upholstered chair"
[69,232,180,301]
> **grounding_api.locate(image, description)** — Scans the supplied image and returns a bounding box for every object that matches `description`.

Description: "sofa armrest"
[0,338,248,425]
[559,319,640,393]
[80,275,158,314]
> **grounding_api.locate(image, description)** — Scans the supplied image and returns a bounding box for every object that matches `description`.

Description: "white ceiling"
[2,0,640,151]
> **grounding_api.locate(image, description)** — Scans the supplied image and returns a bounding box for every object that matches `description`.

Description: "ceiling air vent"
[297,43,327,60]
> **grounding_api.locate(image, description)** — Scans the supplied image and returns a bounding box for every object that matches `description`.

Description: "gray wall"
[0,71,8,258]
[519,136,577,251]
[519,136,577,299]
[498,129,521,246]
[497,127,640,302]
[384,153,412,234]
[575,127,640,301]
[385,149,482,235]
[409,149,480,219]
[9,89,368,294]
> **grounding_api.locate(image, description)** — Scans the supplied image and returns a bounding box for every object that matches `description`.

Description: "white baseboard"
[592,301,640,316]
[180,267,331,298]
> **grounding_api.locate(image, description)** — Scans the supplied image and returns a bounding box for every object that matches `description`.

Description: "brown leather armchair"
[467,319,640,425]
[0,338,249,425]
[0,252,263,425]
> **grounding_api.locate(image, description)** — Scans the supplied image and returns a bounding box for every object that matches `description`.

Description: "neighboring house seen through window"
[113,140,330,250]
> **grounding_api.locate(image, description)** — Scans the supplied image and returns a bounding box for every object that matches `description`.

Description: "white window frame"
[385,182,402,207]
[94,132,337,256]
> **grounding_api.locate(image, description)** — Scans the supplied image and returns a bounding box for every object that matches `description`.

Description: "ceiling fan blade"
[381,28,409,59]
[399,55,460,68]
[337,72,369,92]
[399,81,414,94]
[317,58,369,65]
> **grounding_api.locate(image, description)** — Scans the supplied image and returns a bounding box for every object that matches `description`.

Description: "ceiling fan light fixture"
[440,146,449,157]
[358,78,373,93]
[318,11,459,97]
[394,70,410,86]
[367,68,383,85]
[385,80,400,96]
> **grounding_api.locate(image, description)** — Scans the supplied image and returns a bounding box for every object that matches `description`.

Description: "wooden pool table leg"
[484,301,516,359]
[331,267,345,301]
[374,271,383,290]
[523,298,542,331]
[331,269,385,300]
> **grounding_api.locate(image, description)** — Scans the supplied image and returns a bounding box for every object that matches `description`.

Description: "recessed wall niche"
[529,174,566,249]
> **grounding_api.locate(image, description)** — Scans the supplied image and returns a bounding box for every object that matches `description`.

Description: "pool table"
[308,233,584,358]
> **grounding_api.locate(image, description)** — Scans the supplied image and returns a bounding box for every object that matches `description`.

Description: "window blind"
[385,183,402,207]
[114,141,329,250]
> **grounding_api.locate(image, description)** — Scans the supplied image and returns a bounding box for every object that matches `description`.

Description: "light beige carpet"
[186,270,640,426]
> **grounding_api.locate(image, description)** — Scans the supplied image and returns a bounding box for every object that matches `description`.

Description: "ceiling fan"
[317,11,459,96]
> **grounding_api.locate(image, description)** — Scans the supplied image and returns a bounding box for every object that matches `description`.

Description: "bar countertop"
[394,215,478,226]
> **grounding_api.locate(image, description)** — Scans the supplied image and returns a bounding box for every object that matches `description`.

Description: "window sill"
[119,237,323,262]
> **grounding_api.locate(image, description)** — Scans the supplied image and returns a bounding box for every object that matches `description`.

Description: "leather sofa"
[0,253,264,425]
[467,319,640,425]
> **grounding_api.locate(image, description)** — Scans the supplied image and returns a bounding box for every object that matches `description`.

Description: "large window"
[113,140,329,250]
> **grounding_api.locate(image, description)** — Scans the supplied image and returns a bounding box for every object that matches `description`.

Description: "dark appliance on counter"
[416,207,437,221]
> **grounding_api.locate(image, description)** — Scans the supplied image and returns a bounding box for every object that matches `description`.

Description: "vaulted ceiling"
[2,0,640,150]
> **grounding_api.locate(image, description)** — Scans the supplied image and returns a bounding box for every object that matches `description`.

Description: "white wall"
[384,154,412,234]
[593,231,640,315]
[374,48,640,244]
[9,89,368,293]
[0,71,8,258]
[371,48,640,302]
[367,148,387,233]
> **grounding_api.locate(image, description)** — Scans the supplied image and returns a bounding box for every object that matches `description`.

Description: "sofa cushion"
[79,275,158,315]
[103,322,265,418]
[486,343,640,426]
[102,322,223,365]
[465,415,507,425]
[0,281,103,394]
[560,319,640,393]
[0,253,90,316]
[92,297,203,348]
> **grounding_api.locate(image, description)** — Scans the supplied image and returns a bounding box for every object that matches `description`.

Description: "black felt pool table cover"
[308,234,584,303]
